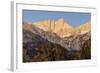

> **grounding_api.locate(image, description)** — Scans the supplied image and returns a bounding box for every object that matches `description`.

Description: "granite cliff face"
[32,18,90,38]
[23,18,91,62]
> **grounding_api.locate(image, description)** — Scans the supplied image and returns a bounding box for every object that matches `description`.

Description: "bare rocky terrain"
[23,19,91,62]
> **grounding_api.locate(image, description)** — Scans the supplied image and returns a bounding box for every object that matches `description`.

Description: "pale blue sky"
[23,10,91,27]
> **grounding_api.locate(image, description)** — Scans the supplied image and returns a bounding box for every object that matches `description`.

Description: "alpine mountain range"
[23,18,91,62]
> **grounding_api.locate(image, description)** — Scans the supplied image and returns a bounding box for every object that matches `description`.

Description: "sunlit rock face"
[23,18,91,62]
[31,18,90,38]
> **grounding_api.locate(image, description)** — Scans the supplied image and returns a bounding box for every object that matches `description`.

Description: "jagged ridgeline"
[23,18,91,62]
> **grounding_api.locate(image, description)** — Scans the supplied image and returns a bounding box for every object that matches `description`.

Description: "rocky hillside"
[23,29,70,62]
[23,19,91,62]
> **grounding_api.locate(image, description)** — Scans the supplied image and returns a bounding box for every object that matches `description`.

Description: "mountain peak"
[76,21,91,34]
[57,18,64,22]
[29,18,90,38]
